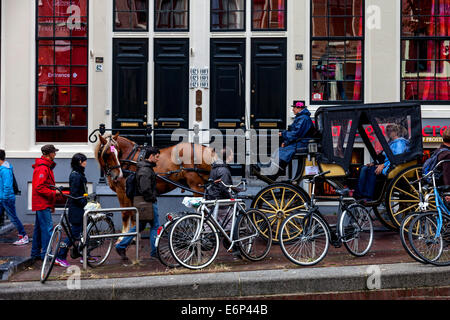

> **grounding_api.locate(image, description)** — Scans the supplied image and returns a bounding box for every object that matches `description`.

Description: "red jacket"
[32,157,57,212]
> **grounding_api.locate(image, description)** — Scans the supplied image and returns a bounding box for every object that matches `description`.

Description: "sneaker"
[54,258,70,268]
[80,256,98,264]
[13,235,29,246]
[115,247,129,261]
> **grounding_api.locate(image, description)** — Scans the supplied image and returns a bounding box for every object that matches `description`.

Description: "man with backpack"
[0,149,28,245]
[116,146,160,261]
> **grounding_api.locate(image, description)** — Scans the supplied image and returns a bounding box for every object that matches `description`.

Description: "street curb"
[0,222,14,237]
[0,262,449,299]
[0,257,33,281]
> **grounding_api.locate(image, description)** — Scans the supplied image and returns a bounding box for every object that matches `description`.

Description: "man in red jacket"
[30,144,61,262]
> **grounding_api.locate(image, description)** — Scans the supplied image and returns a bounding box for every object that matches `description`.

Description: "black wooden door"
[251,38,287,130]
[210,39,246,129]
[154,38,189,148]
[210,38,246,176]
[112,38,149,143]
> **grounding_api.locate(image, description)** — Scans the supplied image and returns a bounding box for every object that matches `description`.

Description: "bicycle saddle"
[335,188,350,197]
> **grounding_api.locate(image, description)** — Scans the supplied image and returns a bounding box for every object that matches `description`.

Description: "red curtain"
[352,5,363,100]
[437,0,450,100]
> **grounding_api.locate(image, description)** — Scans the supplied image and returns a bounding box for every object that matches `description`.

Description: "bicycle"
[279,171,374,266]
[155,212,184,268]
[40,187,115,283]
[168,180,273,270]
[408,160,450,266]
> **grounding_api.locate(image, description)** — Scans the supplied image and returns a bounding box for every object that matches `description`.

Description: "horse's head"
[97,133,123,182]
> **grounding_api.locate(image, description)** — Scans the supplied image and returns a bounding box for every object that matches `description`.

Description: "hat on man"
[291,100,306,109]
[41,144,59,155]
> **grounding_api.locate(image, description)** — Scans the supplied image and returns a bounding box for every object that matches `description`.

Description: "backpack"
[125,172,137,200]
[12,173,20,195]
[423,147,450,177]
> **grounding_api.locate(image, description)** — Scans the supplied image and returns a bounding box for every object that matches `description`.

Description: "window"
[252,0,286,30]
[36,0,88,142]
[401,0,450,101]
[155,0,189,31]
[311,0,364,104]
[114,0,149,31]
[211,0,245,31]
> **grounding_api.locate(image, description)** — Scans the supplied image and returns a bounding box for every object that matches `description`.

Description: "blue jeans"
[0,198,26,236]
[356,166,377,200]
[57,223,82,260]
[30,208,53,260]
[116,203,160,256]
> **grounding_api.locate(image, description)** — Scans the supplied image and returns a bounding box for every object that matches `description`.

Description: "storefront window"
[401,0,450,101]
[252,0,286,30]
[311,0,364,104]
[114,0,149,31]
[36,0,88,143]
[211,0,245,31]
[155,0,189,31]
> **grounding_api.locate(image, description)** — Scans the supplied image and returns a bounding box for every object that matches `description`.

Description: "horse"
[95,133,214,233]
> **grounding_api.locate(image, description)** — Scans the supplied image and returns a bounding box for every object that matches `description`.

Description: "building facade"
[1,0,450,222]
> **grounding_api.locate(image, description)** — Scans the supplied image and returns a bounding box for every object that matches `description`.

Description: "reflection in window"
[155,0,189,30]
[311,0,364,103]
[401,0,450,101]
[36,0,88,142]
[331,119,352,159]
[252,0,286,30]
[114,0,149,31]
[211,0,245,30]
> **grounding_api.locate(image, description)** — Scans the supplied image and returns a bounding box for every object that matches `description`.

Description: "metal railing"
[82,207,139,270]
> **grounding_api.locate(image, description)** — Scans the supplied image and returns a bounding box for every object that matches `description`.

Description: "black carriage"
[251,102,428,241]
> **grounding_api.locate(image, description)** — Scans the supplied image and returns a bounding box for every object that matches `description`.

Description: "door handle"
[238,64,242,97]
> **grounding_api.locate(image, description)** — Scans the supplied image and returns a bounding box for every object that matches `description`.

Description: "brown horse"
[95,133,214,233]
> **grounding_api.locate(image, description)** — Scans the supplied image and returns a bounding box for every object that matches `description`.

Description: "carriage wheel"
[251,183,309,243]
[385,165,436,229]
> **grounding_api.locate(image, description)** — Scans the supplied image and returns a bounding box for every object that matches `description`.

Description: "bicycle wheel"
[234,209,272,261]
[339,204,373,257]
[40,226,62,283]
[156,220,180,268]
[409,212,450,266]
[85,216,115,268]
[280,212,330,266]
[169,214,219,270]
[399,212,426,263]
[408,212,443,265]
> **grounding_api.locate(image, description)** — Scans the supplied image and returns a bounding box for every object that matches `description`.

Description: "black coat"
[68,169,88,226]
[206,161,233,200]
[136,160,157,203]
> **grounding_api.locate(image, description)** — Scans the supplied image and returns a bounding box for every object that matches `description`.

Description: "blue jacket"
[279,109,313,162]
[0,161,15,200]
[382,137,409,175]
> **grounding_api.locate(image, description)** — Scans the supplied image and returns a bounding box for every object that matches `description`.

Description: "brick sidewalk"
[0,218,416,283]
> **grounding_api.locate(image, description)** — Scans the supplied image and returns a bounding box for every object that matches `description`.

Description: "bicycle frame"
[194,199,258,252]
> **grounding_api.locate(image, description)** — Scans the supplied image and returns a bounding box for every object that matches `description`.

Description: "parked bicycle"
[40,186,115,283]
[407,160,450,266]
[168,180,273,270]
[279,171,374,266]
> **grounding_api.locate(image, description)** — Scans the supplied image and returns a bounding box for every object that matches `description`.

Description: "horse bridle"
[98,136,123,178]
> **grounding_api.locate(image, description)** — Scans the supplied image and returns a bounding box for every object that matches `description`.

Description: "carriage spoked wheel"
[386,165,436,229]
[251,183,309,243]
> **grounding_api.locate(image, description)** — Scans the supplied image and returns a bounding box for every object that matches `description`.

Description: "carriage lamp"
[308,141,318,154]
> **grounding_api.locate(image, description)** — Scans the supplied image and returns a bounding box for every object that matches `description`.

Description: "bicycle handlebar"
[49,185,87,201]
[410,159,450,185]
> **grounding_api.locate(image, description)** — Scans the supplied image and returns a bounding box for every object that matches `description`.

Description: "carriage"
[251,102,429,241]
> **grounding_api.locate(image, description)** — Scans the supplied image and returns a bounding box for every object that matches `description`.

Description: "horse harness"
[99,139,209,181]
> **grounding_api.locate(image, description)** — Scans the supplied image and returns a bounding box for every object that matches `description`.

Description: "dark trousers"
[57,223,82,260]
[356,166,377,199]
